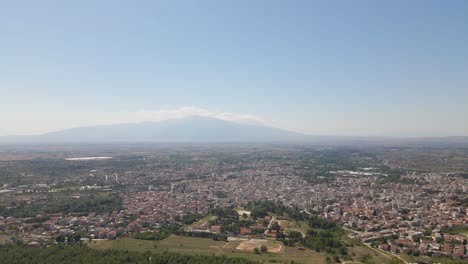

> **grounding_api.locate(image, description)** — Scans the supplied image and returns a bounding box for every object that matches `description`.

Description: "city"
[0,144,466,263]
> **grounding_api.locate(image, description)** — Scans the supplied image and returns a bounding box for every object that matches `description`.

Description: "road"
[342,226,408,264]
[216,242,230,256]
[264,216,276,235]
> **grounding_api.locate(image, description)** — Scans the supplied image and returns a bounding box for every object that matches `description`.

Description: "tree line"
[0,244,258,264]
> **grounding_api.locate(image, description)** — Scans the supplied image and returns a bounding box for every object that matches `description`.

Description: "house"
[210,225,221,234]
[393,239,417,248]
[240,227,251,235]
[379,244,390,251]
[191,226,209,232]
[453,245,465,258]
[266,229,277,238]
[443,244,453,255]
[42,220,55,231]
[390,245,401,254]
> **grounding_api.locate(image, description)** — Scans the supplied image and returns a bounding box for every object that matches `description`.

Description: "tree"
[271,222,280,231]
[260,245,268,253]
[56,234,66,243]
[253,247,261,254]
[287,231,302,240]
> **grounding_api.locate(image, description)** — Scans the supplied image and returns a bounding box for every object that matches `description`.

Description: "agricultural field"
[89,235,225,256]
[89,235,328,264]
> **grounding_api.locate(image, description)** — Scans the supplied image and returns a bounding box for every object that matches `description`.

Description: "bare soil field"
[236,239,283,253]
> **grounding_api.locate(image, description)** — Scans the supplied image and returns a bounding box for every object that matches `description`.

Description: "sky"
[1,0,468,137]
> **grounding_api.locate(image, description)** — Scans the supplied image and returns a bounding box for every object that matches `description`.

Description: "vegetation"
[378,167,415,184]
[0,243,258,264]
[179,213,204,225]
[56,233,82,244]
[302,229,347,255]
[246,200,308,221]
[278,213,347,255]
[0,191,122,218]
[173,229,228,241]
[134,230,171,241]
[440,226,468,235]
[208,208,255,234]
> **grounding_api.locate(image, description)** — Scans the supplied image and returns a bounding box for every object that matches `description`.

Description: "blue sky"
[1,1,467,136]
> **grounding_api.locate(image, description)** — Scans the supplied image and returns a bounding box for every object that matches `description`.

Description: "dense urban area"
[0,143,467,264]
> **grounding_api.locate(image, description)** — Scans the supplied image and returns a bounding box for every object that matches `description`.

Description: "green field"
[399,253,466,264]
[342,236,393,264]
[462,230,468,238]
[279,220,309,236]
[90,235,225,256]
[346,244,391,264]
[0,234,11,244]
[89,231,404,264]
[89,235,327,264]
[190,214,215,227]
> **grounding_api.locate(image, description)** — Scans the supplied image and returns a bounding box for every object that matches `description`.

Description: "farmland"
[89,235,328,264]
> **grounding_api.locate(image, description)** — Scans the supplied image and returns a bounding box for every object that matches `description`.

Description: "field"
[90,234,459,264]
[0,234,11,244]
[89,235,328,264]
[346,244,391,264]
[279,220,309,236]
[398,253,465,264]
[231,247,327,264]
[236,238,282,253]
[184,214,217,231]
[191,214,215,227]
[462,230,468,238]
[90,235,225,256]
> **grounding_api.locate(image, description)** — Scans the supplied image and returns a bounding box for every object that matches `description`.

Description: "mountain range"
[1,116,467,145]
[0,116,307,143]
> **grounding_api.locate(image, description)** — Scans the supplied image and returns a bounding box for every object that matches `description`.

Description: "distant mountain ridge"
[1,116,467,145]
[0,116,307,143]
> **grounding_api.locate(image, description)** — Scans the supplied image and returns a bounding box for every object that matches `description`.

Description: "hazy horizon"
[1,1,468,137]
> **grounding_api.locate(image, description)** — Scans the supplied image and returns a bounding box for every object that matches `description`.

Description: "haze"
[1,1,468,137]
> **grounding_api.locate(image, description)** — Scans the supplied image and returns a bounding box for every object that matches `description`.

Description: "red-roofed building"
[210,225,221,234]
[240,227,251,235]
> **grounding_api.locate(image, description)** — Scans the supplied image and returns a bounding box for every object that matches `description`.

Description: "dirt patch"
[236,239,282,253]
